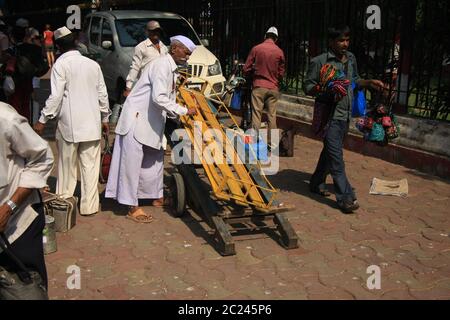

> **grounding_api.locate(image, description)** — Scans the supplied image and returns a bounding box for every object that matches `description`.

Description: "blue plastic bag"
[230,89,242,110]
[244,136,269,162]
[351,82,367,117]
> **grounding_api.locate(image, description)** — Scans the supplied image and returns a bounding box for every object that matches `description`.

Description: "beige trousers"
[251,87,280,147]
[56,130,101,216]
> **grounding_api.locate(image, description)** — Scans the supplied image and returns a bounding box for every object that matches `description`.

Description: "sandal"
[126,208,154,223]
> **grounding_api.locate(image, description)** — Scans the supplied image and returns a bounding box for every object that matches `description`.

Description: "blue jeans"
[310,119,356,203]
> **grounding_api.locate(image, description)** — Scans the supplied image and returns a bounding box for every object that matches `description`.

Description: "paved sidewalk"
[36,78,450,300]
[41,135,450,300]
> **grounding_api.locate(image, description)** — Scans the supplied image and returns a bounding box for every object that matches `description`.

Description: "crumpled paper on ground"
[369,178,408,197]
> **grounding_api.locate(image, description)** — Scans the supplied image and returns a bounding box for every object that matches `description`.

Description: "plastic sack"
[244,135,269,162]
[230,89,242,110]
[351,82,366,117]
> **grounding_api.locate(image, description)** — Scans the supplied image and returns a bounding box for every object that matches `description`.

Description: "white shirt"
[126,38,168,90]
[115,55,187,150]
[39,50,110,143]
[0,103,54,248]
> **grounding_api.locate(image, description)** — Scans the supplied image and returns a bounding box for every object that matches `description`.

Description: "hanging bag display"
[368,122,385,142]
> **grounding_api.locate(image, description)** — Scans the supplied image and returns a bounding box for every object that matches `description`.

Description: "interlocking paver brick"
[34,77,450,299]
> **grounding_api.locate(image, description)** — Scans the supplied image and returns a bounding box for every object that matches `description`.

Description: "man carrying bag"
[0,102,54,300]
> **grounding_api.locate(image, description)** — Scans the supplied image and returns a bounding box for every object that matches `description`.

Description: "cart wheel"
[171,172,186,217]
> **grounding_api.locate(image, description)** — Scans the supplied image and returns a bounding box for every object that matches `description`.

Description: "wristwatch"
[5,199,18,214]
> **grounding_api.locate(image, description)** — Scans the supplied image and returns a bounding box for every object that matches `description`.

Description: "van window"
[90,16,101,46]
[82,17,90,34]
[115,18,201,47]
[101,20,113,43]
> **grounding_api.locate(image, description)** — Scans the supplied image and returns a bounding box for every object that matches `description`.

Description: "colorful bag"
[382,116,392,127]
[368,122,385,142]
[386,114,400,140]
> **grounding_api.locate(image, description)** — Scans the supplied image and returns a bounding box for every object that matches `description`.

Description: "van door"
[98,19,116,93]
[88,16,102,57]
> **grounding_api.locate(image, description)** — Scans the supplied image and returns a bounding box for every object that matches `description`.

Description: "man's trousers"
[310,119,356,204]
[251,87,280,147]
[56,130,101,215]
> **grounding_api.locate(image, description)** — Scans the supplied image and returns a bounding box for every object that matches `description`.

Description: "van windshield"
[115,18,201,47]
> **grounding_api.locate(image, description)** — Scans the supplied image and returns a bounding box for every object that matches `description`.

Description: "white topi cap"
[266,26,278,37]
[170,35,197,53]
[54,26,72,40]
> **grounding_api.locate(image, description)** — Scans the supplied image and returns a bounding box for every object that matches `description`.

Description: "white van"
[83,10,226,101]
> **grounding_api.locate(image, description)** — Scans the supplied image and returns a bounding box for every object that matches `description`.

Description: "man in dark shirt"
[244,26,285,148]
[304,25,385,214]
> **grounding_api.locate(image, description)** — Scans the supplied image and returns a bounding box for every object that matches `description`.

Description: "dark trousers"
[310,119,356,203]
[0,204,48,289]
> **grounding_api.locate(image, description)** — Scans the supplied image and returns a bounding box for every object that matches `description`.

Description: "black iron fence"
[119,0,450,121]
[4,0,450,120]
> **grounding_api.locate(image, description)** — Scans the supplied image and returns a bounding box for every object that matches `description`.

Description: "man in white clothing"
[106,35,197,223]
[0,102,54,298]
[34,27,110,216]
[123,20,168,97]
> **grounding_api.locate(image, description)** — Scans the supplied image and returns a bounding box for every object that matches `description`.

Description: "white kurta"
[0,103,54,248]
[126,38,168,90]
[115,54,187,150]
[39,50,110,143]
[106,55,188,206]
[39,50,110,215]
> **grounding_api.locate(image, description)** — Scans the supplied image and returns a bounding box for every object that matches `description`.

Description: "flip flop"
[126,208,154,223]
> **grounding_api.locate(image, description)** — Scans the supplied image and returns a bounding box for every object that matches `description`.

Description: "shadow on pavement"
[269,169,340,210]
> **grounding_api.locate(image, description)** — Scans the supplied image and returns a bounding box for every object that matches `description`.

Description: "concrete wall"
[274,94,450,179]
[278,94,450,159]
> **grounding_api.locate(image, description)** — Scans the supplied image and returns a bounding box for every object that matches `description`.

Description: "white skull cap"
[170,35,196,53]
[54,26,72,40]
[266,26,278,37]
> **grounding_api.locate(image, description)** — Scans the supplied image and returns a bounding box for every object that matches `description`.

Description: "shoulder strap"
[0,189,43,284]
[0,233,33,284]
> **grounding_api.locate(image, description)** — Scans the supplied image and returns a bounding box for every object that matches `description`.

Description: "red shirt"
[243,39,285,91]
[43,30,53,45]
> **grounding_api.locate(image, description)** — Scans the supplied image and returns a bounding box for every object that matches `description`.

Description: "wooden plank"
[211,216,236,256]
[274,213,299,250]
[204,95,279,208]
[180,88,249,206]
